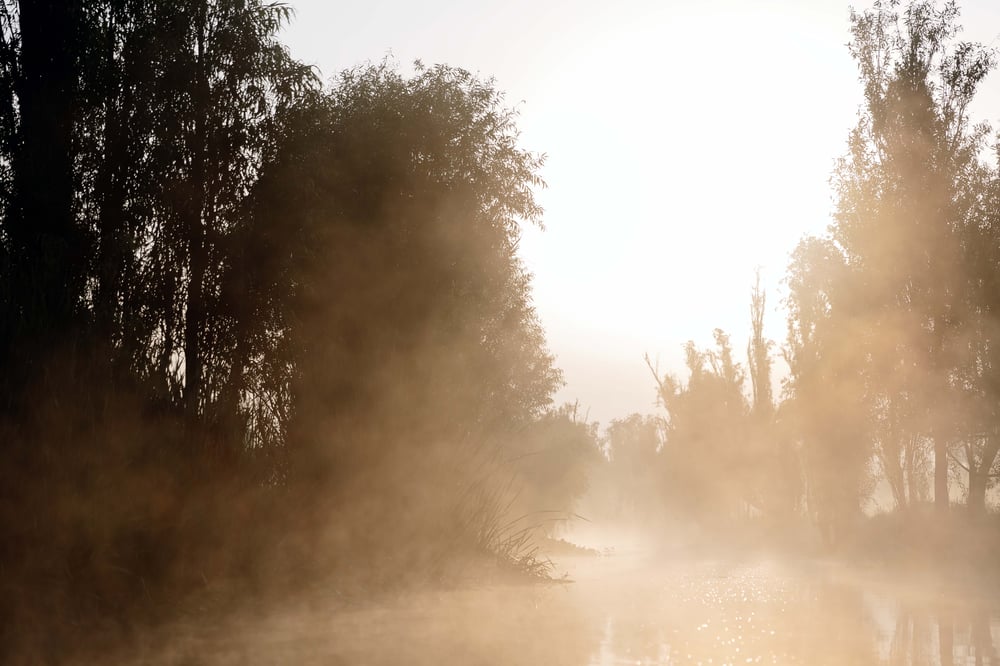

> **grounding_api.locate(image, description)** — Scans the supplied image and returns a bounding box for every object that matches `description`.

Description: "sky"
[280,0,1000,425]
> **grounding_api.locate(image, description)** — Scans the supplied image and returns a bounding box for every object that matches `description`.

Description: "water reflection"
[583,560,878,665]
[96,556,1000,665]
[935,606,996,666]
[866,593,999,665]
[581,558,1000,666]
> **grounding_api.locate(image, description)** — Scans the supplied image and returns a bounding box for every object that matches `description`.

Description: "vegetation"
[0,1,594,659]
[788,0,1000,523]
[588,0,1000,557]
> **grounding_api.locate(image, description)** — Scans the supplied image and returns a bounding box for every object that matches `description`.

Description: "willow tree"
[124,1,315,435]
[250,62,562,514]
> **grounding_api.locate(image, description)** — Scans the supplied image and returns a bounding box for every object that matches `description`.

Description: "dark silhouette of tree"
[949,152,1000,514]
[0,0,87,408]
[249,62,559,493]
[0,0,566,649]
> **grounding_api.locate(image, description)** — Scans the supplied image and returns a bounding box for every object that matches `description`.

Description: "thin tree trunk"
[968,435,999,516]
[934,436,949,512]
[184,2,209,420]
[905,435,919,506]
[95,12,127,360]
[928,312,950,514]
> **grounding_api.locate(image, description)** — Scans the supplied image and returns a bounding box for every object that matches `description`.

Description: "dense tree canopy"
[0,2,574,652]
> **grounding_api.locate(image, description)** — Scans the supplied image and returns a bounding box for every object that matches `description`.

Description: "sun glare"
[513,3,860,420]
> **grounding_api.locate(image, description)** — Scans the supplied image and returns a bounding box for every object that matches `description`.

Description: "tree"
[250,62,562,514]
[784,237,874,541]
[601,413,664,522]
[832,0,997,512]
[0,0,321,645]
[648,330,751,525]
[744,272,801,517]
[0,0,88,408]
[0,1,569,646]
[949,141,1000,514]
[507,403,599,533]
[748,270,773,418]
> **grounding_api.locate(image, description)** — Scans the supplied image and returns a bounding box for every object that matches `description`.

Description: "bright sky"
[281,0,1000,425]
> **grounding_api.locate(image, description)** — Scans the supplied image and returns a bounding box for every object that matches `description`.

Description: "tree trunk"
[184,3,209,420]
[934,437,949,512]
[95,12,127,360]
[4,0,84,397]
[968,469,986,517]
[967,435,999,516]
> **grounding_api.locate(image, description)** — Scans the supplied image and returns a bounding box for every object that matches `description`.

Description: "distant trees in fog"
[620,1,1000,544]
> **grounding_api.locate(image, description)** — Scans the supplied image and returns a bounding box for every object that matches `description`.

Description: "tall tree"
[747,269,773,417]
[148,1,311,432]
[832,0,996,511]
[784,237,874,541]
[0,0,88,407]
[950,141,1000,514]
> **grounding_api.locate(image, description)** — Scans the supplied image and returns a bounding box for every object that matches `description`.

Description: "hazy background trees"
[788,0,1000,520]
[603,0,1000,552]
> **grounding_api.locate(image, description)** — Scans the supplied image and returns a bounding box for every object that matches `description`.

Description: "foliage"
[784,0,1000,524]
[649,330,751,524]
[247,62,562,500]
[783,237,876,539]
[0,2,567,650]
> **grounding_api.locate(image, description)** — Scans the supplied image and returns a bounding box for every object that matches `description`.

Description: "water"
[106,554,1000,665]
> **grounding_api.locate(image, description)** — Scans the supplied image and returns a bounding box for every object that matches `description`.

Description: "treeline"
[0,1,590,656]
[597,0,1000,550]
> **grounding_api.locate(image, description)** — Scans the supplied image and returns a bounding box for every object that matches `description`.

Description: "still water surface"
[119,554,1000,665]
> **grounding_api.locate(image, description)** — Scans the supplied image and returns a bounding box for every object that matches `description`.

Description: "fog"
[66,552,1000,665]
[2,1,1000,664]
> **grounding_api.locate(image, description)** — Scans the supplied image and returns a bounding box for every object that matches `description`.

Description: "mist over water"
[86,548,999,665]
